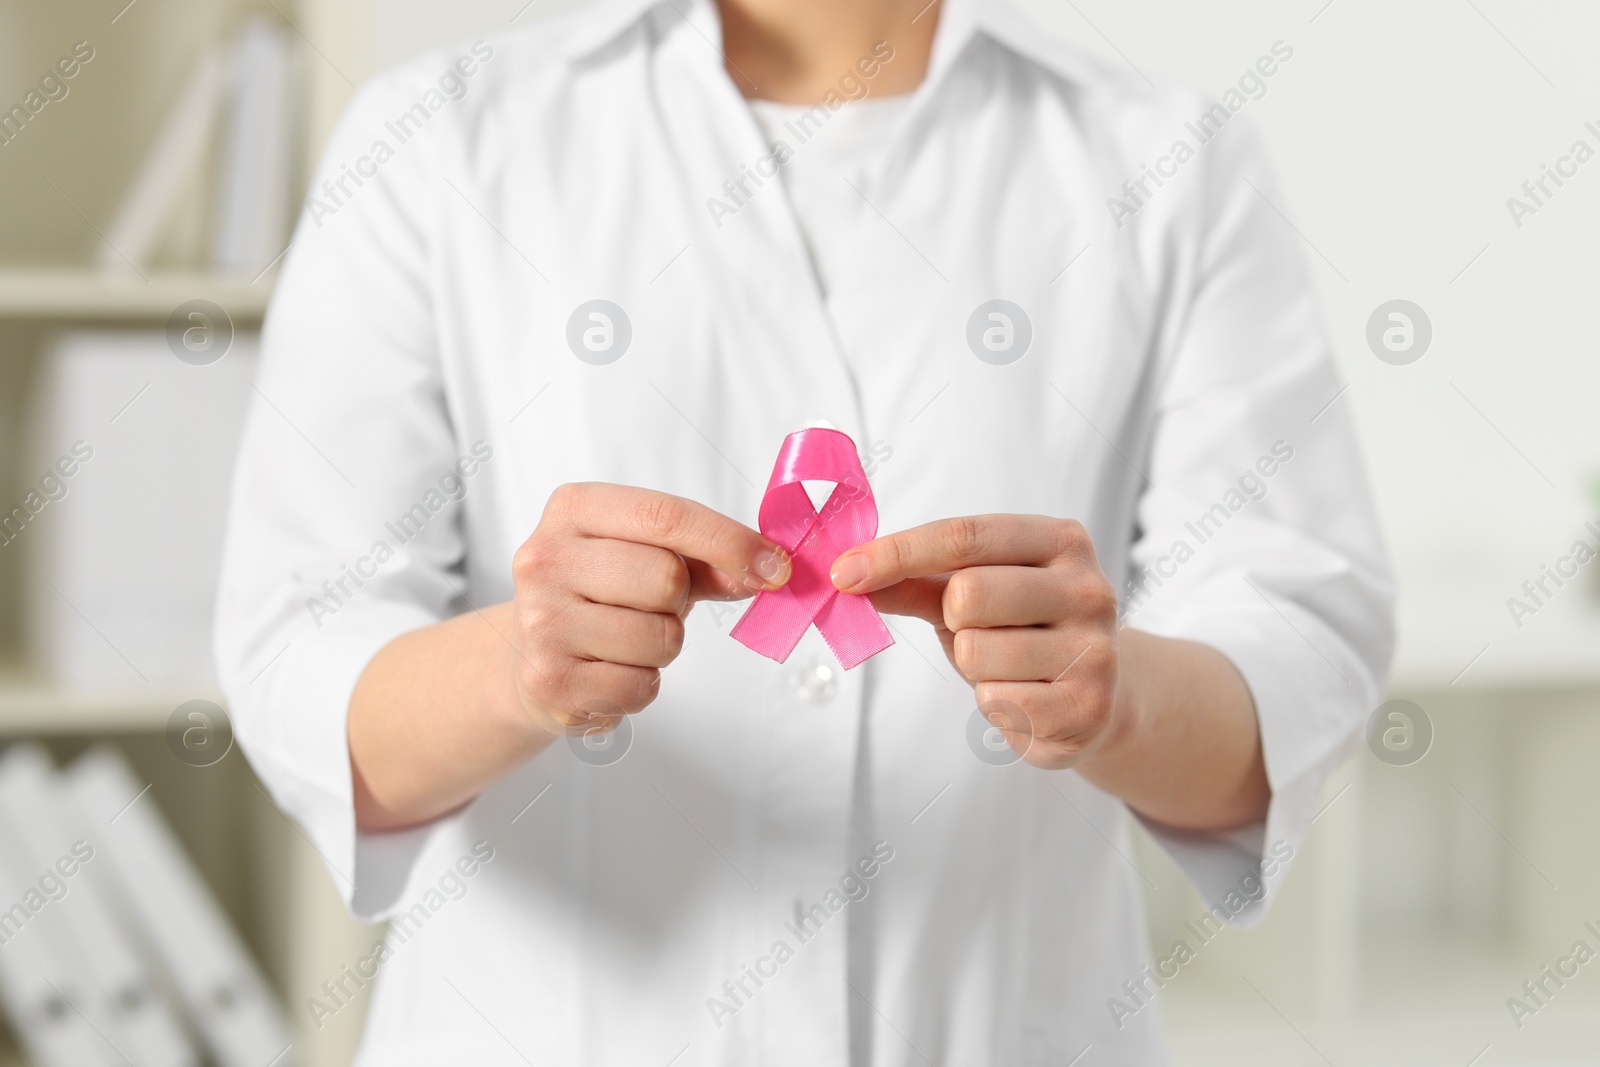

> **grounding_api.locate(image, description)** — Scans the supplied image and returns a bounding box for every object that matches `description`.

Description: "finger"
[971,689,1038,752]
[562,602,686,669]
[832,515,1090,594]
[865,575,948,627]
[562,538,750,610]
[953,627,1092,682]
[553,483,791,592]
[975,678,1112,759]
[942,566,1079,629]
[556,660,661,720]
[570,539,693,613]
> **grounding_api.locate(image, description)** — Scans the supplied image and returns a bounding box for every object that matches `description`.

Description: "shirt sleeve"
[213,71,466,921]
[1120,107,1395,928]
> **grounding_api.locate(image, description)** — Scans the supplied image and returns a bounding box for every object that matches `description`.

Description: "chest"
[432,62,1161,569]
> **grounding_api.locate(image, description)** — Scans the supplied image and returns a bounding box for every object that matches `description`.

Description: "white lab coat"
[214,0,1394,1062]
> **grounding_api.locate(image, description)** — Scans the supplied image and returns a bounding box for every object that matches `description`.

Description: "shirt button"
[793,661,838,703]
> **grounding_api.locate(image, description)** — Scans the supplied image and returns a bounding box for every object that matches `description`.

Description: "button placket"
[791,657,839,704]
[754,632,860,1067]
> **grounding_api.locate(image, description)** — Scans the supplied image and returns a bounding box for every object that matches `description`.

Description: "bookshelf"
[0,2,373,1066]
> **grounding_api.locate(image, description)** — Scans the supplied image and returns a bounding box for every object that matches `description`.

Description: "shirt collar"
[560,0,701,61]
[932,0,1119,92]
[560,0,1102,93]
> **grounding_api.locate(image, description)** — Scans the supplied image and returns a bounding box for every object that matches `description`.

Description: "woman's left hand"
[830,515,1132,770]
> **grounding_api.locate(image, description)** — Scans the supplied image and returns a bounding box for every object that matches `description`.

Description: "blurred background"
[1,0,1598,1064]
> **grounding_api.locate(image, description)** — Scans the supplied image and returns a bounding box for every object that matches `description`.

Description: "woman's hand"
[509,483,791,736]
[833,513,1268,832]
[831,515,1128,770]
[351,483,789,831]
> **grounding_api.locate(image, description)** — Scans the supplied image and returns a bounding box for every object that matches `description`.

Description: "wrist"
[1082,626,1150,773]
[487,603,567,746]
[505,665,567,749]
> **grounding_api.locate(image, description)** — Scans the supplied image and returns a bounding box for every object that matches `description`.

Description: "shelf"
[0,662,220,735]
[0,269,274,321]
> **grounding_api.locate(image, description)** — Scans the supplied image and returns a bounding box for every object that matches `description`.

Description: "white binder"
[25,331,259,691]
[0,745,198,1067]
[62,747,298,1067]
[211,15,298,276]
[0,766,123,1067]
[96,46,229,274]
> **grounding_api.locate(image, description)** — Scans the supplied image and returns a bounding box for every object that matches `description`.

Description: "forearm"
[349,602,555,832]
[1076,628,1269,834]
[348,484,787,834]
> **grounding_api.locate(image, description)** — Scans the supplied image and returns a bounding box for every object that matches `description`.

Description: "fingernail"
[831,552,869,593]
[747,548,791,591]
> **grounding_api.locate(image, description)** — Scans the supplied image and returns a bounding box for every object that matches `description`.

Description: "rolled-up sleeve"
[1121,109,1395,926]
[213,72,464,920]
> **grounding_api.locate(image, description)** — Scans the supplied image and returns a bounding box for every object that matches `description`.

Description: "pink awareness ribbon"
[730,428,894,670]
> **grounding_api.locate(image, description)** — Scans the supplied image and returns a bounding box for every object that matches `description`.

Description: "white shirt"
[748,93,913,297]
[214,0,1395,1063]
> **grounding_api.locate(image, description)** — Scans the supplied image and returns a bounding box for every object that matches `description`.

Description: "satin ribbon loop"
[730,428,894,670]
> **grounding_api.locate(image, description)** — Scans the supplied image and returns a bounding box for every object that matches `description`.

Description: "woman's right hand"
[351,482,788,831]
[508,483,791,737]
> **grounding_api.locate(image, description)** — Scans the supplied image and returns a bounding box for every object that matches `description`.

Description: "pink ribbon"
[731,428,894,669]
